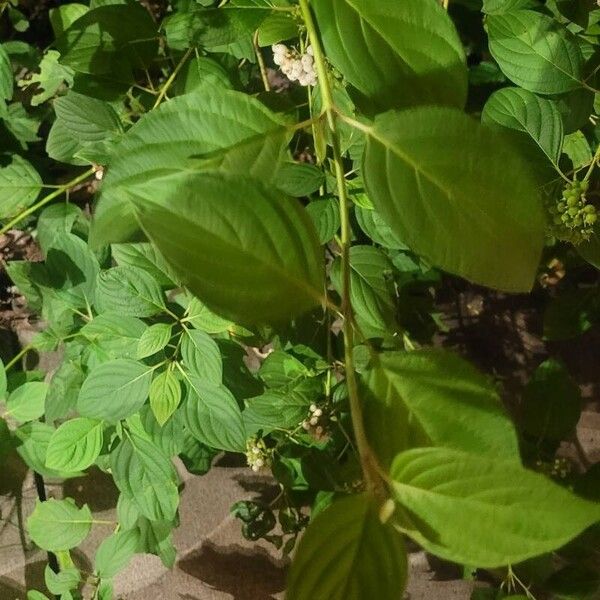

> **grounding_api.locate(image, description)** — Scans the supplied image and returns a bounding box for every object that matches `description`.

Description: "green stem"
[299,0,377,491]
[4,344,33,371]
[253,31,271,92]
[153,47,193,109]
[0,168,95,236]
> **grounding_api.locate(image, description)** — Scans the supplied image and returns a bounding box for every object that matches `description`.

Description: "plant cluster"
[0,0,599,599]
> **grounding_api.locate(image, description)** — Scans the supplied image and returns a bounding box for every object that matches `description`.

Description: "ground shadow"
[62,467,119,512]
[178,541,287,600]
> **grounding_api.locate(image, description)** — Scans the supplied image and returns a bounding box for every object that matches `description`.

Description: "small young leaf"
[77,359,153,423]
[287,493,408,600]
[95,529,140,579]
[149,370,181,426]
[137,323,172,359]
[27,498,93,551]
[391,447,600,567]
[44,565,80,595]
[46,418,104,472]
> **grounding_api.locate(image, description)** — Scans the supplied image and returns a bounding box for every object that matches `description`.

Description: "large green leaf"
[331,245,397,338]
[110,429,179,522]
[77,359,153,423]
[92,87,287,246]
[81,313,147,360]
[287,493,407,600]
[0,154,42,219]
[45,417,103,472]
[132,172,324,324]
[27,498,93,551]
[391,447,600,567]
[183,374,246,452]
[312,0,467,114]
[482,87,564,167]
[362,350,520,467]
[361,107,544,292]
[486,10,584,95]
[243,389,313,436]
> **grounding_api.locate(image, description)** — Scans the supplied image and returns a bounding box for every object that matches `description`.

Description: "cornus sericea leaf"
[362,350,520,467]
[27,498,93,551]
[486,10,584,95]
[92,87,289,246]
[131,172,324,324]
[287,493,407,600]
[45,417,103,472]
[0,154,42,219]
[312,0,467,114]
[360,106,545,292]
[391,447,600,567]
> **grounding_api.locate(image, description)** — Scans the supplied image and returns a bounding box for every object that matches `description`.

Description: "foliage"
[0,0,599,599]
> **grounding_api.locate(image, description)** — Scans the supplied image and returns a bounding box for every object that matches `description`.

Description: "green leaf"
[95,529,139,579]
[6,382,48,422]
[132,172,324,324]
[180,329,222,384]
[55,4,158,78]
[331,245,397,338]
[77,359,152,423]
[37,204,81,254]
[112,242,179,287]
[482,87,564,166]
[44,565,80,595]
[276,162,325,197]
[312,0,467,114]
[46,119,87,166]
[178,56,233,93]
[49,3,89,37]
[390,447,600,567]
[95,266,166,318]
[15,422,83,479]
[486,10,584,95]
[355,205,407,250]
[81,314,147,360]
[183,374,246,452]
[362,350,520,468]
[46,418,104,472]
[0,43,14,101]
[18,50,74,106]
[149,370,181,427]
[361,107,544,292]
[563,130,592,169]
[259,350,309,389]
[164,5,268,50]
[27,498,92,551]
[54,91,122,143]
[183,296,233,334]
[287,493,407,600]
[258,11,298,46]
[110,429,179,521]
[137,323,172,359]
[0,154,42,219]
[243,389,312,435]
[92,87,287,246]
[306,199,340,244]
[521,359,582,440]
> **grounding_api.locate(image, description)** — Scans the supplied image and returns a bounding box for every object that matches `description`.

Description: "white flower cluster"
[272,44,317,87]
[300,403,330,439]
[246,437,272,473]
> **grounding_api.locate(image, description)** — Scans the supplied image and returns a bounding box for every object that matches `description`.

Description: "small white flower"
[309,404,317,412]
[313,408,323,417]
